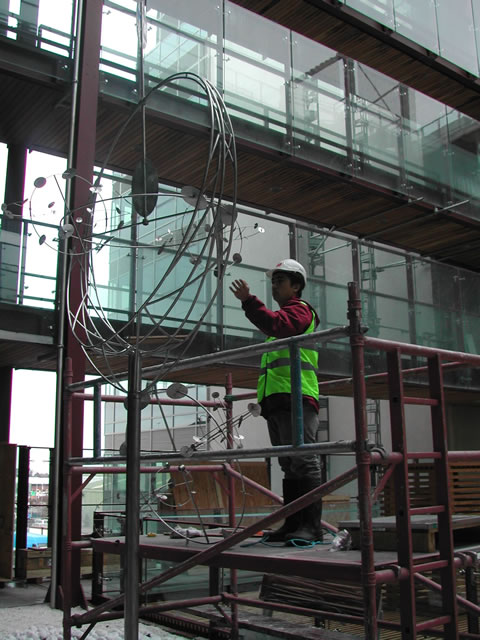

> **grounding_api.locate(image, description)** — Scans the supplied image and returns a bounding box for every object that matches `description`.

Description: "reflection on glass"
[394,0,439,54]
[463,314,480,354]
[401,89,448,205]
[224,2,290,149]
[144,0,221,90]
[309,282,349,330]
[370,294,410,341]
[346,0,394,28]
[291,34,348,171]
[436,0,479,76]
[446,109,480,220]
[352,64,402,191]
[305,233,353,285]
[360,246,408,298]
[415,303,459,350]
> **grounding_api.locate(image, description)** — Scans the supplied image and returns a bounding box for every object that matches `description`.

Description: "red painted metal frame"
[61,283,480,640]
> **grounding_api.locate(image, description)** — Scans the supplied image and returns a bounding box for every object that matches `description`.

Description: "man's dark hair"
[286,272,304,297]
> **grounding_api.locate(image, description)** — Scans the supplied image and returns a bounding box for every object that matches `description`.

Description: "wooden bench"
[381,461,480,516]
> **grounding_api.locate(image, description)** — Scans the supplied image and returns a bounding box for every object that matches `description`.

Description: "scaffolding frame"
[60,282,480,640]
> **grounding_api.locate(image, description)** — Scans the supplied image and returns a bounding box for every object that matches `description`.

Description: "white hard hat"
[266,259,307,286]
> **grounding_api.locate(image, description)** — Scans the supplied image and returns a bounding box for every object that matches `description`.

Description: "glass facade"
[346,0,480,77]
[0,0,480,371]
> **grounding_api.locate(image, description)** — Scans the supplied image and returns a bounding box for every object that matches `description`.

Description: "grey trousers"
[266,406,323,482]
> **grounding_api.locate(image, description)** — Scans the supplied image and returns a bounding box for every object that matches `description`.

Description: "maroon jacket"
[242,294,319,417]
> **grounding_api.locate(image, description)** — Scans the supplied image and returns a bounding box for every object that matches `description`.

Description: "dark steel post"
[124,351,142,640]
[14,446,30,577]
[0,367,13,443]
[347,281,377,639]
[93,382,102,458]
[54,0,103,609]
[62,358,74,640]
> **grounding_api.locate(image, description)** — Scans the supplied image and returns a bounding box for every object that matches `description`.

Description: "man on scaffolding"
[230,259,323,545]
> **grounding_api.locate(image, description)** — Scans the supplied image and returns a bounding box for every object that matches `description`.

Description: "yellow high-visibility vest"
[257,303,319,402]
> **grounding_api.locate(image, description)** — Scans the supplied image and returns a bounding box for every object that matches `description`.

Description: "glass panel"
[346,0,395,29]
[460,269,480,315]
[436,0,479,76]
[414,302,459,350]
[463,314,480,354]
[100,1,138,84]
[393,0,439,54]
[105,178,218,333]
[473,1,480,78]
[401,89,448,206]
[2,0,74,57]
[310,281,349,331]
[412,259,433,304]
[446,109,480,221]
[365,293,410,341]
[291,34,350,174]
[360,246,408,298]
[144,0,222,88]
[224,1,291,151]
[224,213,290,340]
[459,269,480,354]
[352,64,403,192]
[303,232,353,285]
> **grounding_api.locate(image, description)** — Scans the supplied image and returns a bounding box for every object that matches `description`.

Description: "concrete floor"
[0,579,49,608]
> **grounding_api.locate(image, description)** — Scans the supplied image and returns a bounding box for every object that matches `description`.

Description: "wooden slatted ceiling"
[230,0,480,121]
[90,100,480,270]
[2,63,480,271]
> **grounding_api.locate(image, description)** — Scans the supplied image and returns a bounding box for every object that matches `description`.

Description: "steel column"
[124,351,142,640]
[14,445,30,578]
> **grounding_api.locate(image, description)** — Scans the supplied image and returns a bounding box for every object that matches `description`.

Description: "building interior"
[1,1,480,639]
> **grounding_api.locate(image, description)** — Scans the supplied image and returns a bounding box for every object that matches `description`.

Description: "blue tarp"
[13,532,48,548]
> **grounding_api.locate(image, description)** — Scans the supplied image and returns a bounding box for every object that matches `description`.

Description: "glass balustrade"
[1,0,480,366]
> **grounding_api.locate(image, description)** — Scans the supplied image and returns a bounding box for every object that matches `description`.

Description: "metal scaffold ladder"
[387,348,459,640]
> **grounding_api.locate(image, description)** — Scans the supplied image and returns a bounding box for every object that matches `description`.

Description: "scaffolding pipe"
[365,336,480,365]
[415,572,480,617]
[70,465,358,627]
[74,392,225,409]
[67,325,350,392]
[69,439,359,466]
[318,359,467,393]
[348,281,377,639]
